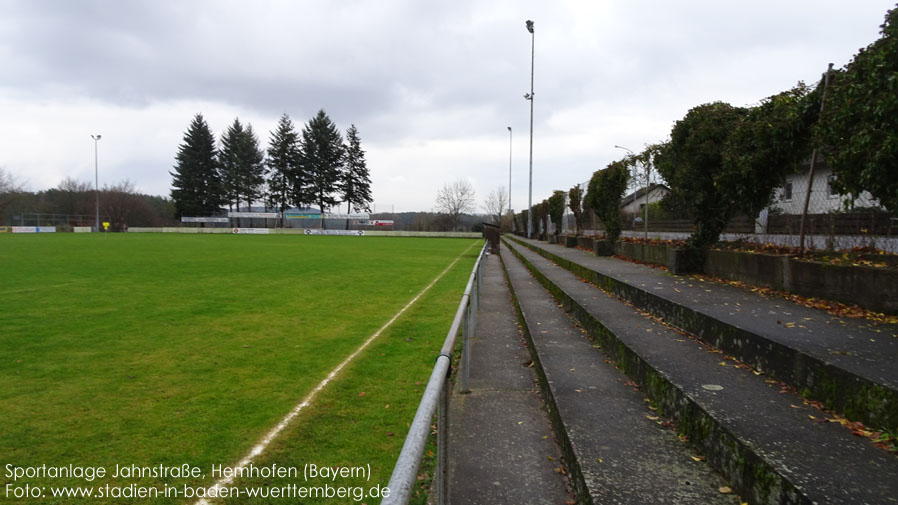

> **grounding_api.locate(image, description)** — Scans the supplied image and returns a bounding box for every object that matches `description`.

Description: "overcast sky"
[1,0,894,212]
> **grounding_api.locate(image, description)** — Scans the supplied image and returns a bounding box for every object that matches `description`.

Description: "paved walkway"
[447,251,569,504]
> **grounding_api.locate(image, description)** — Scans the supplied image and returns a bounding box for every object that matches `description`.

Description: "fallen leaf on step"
[719,486,732,494]
[691,455,705,462]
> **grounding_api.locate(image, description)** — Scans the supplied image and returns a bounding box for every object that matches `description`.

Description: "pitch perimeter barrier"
[382,242,487,505]
[126,227,479,238]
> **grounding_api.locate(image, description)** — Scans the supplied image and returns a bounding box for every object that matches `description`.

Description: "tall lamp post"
[507,126,512,228]
[524,19,535,239]
[91,134,102,232]
[615,144,649,241]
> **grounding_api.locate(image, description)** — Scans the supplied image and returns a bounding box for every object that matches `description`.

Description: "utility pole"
[798,63,834,256]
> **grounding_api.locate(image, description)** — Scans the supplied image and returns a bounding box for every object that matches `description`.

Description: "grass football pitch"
[0,233,481,504]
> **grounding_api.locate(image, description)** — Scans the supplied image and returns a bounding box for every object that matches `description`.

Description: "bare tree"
[0,167,24,194]
[0,167,26,220]
[483,186,508,226]
[103,180,153,231]
[435,180,476,231]
[54,177,95,216]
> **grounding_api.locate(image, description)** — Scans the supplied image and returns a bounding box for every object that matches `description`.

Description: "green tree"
[300,109,345,228]
[219,118,245,212]
[655,102,747,262]
[220,119,266,215]
[266,114,302,226]
[568,185,583,236]
[538,200,549,239]
[723,84,818,217]
[585,160,630,249]
[341,124,373,216]
[170,114,223,218]
[818,6,898,214]
[548,190,566,238]
[239,123,266,212]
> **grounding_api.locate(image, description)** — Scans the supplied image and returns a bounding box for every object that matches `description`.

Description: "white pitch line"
[195,241,478,504]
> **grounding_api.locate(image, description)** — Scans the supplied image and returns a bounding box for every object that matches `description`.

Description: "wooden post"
[798,63,834,256]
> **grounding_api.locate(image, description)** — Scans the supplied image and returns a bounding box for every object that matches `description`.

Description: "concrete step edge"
[502,237,898,505]
[504,235,898,434]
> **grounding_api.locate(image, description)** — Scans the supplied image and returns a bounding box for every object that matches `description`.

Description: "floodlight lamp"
[526,20,534,33]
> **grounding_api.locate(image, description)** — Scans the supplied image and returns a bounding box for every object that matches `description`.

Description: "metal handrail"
[382,242,488,505]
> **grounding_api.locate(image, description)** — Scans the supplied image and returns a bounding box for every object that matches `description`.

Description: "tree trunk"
[320,195,326,230]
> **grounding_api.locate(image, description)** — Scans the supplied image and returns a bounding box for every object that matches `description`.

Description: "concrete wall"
[611,241,898,314]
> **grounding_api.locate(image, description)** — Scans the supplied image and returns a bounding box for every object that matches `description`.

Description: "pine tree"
[220,119,266,216]
[266,114,302,226]
[299,109,344,228]
[170,114,223,218]
[219,118,246,212]
[341,124,373,218]
[237,123,266,212]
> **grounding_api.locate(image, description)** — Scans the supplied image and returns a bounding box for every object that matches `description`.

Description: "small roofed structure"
[482,222,500,253]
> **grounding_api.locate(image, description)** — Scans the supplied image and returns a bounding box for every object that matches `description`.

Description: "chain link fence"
[531,162,897,253]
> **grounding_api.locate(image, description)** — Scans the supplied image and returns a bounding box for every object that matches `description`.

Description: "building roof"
[620,184,669,207]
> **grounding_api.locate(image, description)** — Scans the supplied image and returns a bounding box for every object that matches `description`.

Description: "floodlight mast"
[524,19,534,238]
[91,134,102,232]
[507,126,512,223]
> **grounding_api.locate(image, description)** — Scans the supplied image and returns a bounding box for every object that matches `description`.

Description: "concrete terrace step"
[500,243,741,505]
[503,237,898,505]
[506,235,898,434]
[447,251,569,504]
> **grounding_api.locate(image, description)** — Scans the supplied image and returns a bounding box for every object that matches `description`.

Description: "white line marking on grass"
[195,241,478,504]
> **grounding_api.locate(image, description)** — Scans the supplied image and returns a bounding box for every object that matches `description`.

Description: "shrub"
[548,190,566,237]
[586,160,630,247]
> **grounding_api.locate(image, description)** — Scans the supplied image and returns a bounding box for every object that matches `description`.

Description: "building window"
[827,175,839,197]
[782,182,793,201]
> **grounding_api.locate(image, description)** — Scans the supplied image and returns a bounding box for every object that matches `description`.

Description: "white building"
[770,164,879,215]
[620,184,669,217]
